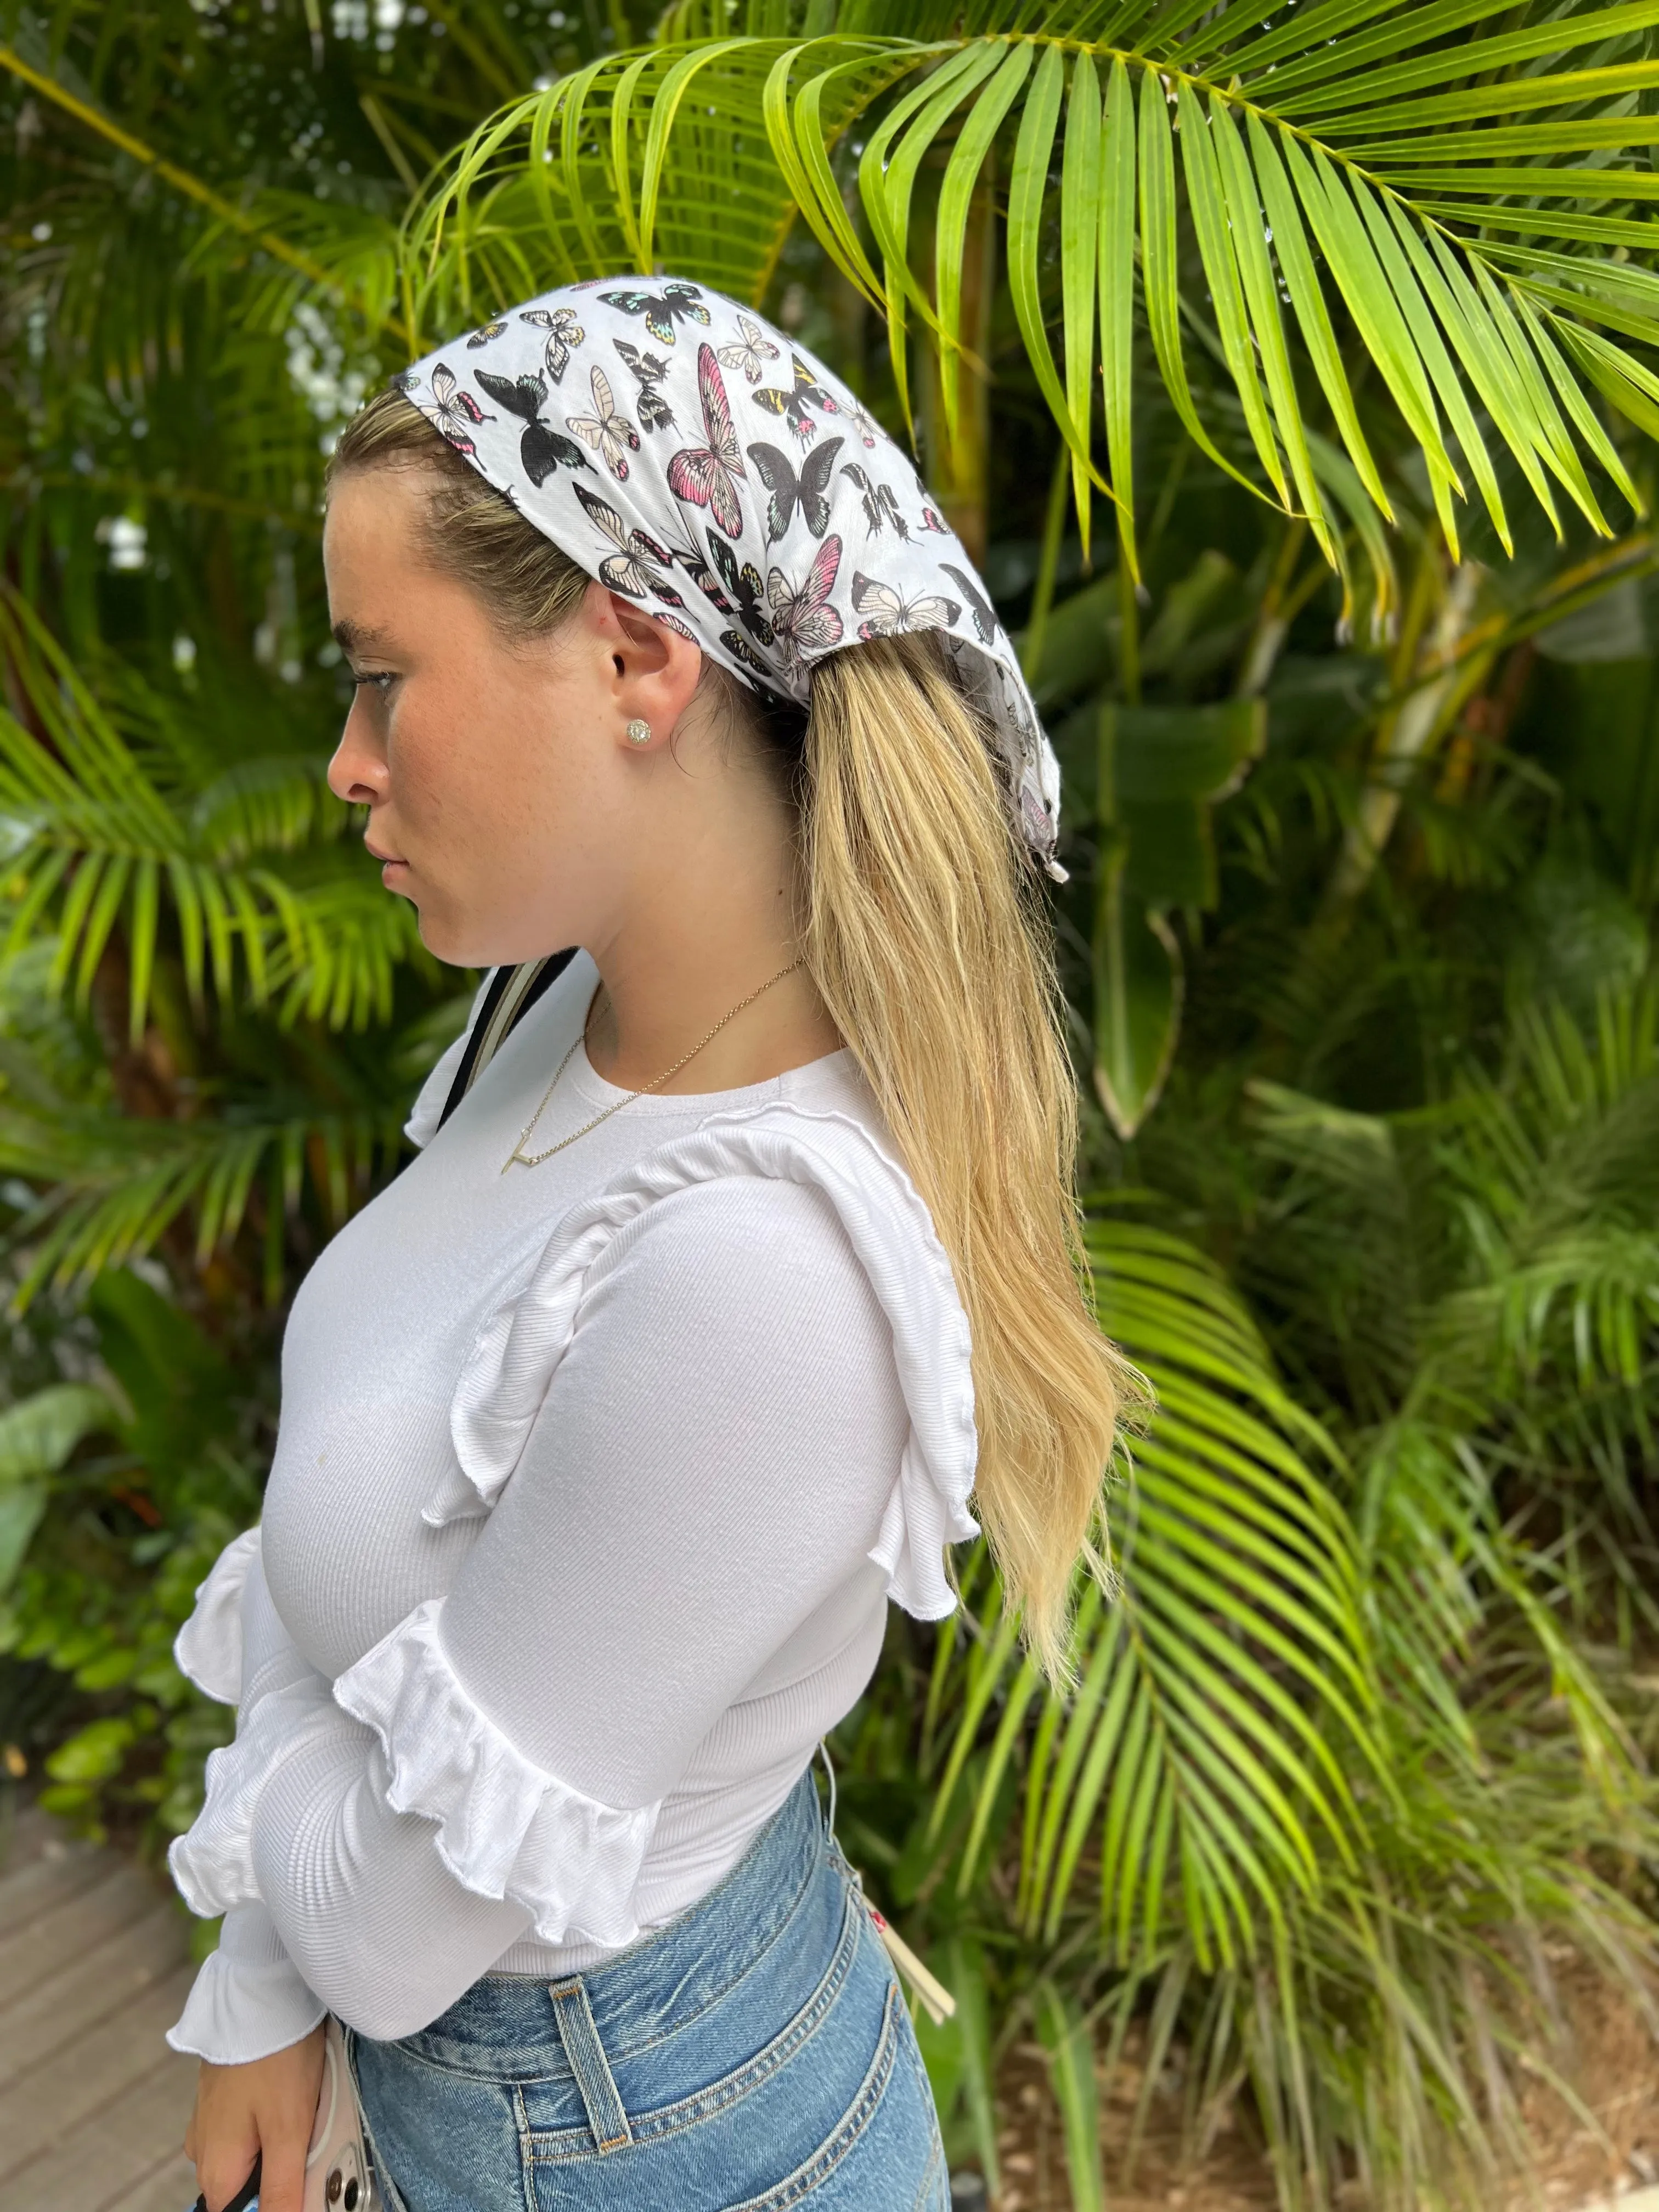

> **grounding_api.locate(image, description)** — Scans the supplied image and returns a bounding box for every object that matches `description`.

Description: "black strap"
[436,949,577,1133]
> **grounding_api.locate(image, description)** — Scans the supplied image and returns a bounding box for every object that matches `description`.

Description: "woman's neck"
[581,794,840,1096]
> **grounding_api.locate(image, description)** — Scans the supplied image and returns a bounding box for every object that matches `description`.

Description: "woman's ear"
[586,584,704,753]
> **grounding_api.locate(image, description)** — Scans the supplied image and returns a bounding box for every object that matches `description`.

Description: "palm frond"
[0,589,422,1035]
[0,1090,408,1309]
[931,1214,1381,1979]
[0,24,390,321]
[407,3,1659,607]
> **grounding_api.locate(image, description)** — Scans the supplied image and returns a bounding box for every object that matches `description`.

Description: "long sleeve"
[167,1537,330,2061]
[172,1173,915,2042]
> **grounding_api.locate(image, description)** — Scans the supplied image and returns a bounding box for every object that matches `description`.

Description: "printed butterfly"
[748,438,843,544]
[840,464,910,541]
[917,506,949,535]
[466,318,510,348]
[720,628,772,679]
[659,527,725,612]
[851,573,960,641]
[474,368,590,487]
[613,341,675,432]
[940,564,1000,645]
[716,314,781,386]
[666,346,746,540]
[752,356,840,445]
[656,610,698,640]
[844,399,880,450]
[427,363,490,456]
[599,281,711,347]
[574,484,683,604]
[518,306,584,383]
[768,537,844,672]
[707,532,774,647]
[566,366,640,482]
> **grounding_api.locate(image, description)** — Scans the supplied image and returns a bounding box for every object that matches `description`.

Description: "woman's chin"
[412,906,466,964]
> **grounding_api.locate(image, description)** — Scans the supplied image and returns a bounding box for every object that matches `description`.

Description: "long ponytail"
[801,636,1137,1676]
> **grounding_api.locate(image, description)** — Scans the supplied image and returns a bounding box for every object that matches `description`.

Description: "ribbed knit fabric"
[166,955,979,2061]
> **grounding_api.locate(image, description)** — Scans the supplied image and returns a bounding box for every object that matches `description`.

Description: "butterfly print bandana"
[397,278,1064,874]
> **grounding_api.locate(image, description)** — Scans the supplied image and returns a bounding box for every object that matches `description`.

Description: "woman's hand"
[184,2023,326,2212]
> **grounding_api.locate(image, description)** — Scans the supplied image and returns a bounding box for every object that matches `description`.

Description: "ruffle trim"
[332,1597,658,1949]
[168,1673,338,1919]
[429,1103,980,1622]
[173,1526,262,1706]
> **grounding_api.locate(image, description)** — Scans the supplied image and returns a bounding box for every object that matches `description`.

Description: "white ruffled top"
[166,955,978,2060]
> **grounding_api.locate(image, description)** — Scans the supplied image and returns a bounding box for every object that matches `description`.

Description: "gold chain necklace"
[501,960,803,1174]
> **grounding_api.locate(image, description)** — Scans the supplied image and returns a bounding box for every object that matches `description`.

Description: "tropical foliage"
[2,4,1658,2209]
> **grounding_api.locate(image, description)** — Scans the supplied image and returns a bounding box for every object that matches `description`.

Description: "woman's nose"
[327,706,388,808]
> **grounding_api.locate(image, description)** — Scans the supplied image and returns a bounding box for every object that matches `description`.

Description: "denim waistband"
[393,1769,832,2073]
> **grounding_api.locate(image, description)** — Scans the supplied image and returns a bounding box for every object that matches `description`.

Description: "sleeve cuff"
[166,1905,326,2064]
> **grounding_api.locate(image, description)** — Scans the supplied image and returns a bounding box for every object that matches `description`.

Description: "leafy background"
[2,4,1659,2209]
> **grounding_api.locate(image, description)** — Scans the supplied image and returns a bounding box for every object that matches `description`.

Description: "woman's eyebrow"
[332,617,397,657]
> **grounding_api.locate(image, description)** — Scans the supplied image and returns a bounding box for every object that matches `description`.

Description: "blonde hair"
[331,387,1138,1674]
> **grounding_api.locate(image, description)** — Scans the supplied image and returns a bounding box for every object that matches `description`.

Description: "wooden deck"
[0,1801,199,2212]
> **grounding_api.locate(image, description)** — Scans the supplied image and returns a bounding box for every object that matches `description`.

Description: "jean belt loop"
[547,1977,632,2154]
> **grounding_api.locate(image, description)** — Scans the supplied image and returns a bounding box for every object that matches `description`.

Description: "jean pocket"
[718,1977,935,2212]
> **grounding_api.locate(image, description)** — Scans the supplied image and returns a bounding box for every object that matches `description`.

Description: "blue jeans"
[345,1772,949,2210]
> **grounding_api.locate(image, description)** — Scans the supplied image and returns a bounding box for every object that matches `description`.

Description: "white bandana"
[397,278,1063,876]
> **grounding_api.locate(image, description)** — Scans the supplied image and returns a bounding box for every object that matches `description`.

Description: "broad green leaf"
[0,1486,48,1596]
[0,1383,120,1486]
[1093,854,1183,1141]
[787,50,907,309]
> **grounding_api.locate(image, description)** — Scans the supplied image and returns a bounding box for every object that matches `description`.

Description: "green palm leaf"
[0,1092,409,1309]
[406,2,1659,594]
[0,589,421,1037]
[929,1212,1385,1979]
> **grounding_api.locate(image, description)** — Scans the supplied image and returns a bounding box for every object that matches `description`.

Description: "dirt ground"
[978,1966,1659,2212]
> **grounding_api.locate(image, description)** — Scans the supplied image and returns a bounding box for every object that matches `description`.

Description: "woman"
[168,278,1132,2212]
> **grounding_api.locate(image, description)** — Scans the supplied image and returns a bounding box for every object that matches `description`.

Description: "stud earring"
[625,718,652,747]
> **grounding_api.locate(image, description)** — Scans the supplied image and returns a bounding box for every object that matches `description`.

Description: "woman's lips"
[365,842,409,884]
